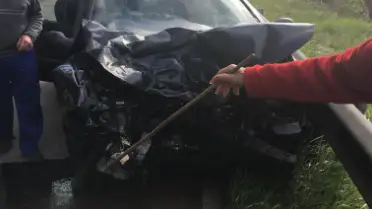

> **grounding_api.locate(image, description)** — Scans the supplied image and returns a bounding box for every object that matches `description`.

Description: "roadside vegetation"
[231,0,372,208]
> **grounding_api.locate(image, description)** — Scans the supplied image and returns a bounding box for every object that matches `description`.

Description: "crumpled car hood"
[74,20,314,99]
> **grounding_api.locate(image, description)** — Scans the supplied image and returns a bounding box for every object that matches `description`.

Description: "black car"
[2,0,369,197]
[40,0,317,183]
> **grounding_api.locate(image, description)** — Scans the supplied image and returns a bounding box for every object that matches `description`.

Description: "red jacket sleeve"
[243,38,372,103]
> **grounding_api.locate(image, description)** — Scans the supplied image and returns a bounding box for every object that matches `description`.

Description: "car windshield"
[91,0,258,35]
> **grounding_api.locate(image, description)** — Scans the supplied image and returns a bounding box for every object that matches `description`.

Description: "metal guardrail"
[293,51,372,208]
[241,1,372,205]
[305,103,372,208]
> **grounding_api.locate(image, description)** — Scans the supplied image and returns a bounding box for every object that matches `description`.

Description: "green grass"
[230,0,372,208]
[231,140,368,209]
[367,105,372,119]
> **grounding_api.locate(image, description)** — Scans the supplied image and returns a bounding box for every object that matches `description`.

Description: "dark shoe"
[0,140,13,155]
[22,148,44,162]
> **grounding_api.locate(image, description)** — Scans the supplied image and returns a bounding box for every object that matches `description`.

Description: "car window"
[40,0,56,21]
[92,0,258,31]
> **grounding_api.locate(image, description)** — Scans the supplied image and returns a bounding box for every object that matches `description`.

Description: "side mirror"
[275,17,294,23]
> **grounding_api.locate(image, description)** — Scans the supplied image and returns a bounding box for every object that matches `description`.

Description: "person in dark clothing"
[210,0,372,104]
[0,0,44,160]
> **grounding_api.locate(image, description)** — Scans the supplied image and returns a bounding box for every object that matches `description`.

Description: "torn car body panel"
[52,4,314,180]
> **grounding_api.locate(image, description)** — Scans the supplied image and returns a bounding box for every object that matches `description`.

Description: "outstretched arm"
[243,39,372,103]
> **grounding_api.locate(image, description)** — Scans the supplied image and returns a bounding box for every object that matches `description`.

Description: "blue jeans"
[0,50,43,155]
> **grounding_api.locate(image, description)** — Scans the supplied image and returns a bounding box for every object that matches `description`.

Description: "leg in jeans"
[0,56,14,154]
[8,50,43,157]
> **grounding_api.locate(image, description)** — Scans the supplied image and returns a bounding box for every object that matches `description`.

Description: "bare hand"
[209,64,245,97]
[17,35,33,52]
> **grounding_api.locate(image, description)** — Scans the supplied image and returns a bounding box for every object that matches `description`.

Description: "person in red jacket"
[210,1,372,104]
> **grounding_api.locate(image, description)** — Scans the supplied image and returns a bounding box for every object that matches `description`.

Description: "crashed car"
[34,0,319,186]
